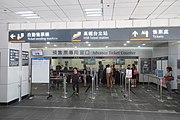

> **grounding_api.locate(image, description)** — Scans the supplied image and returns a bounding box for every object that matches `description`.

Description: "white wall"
[0,23,30,103]
[8,19,180,30]
[153,47,168,58]
[168,42,180,89]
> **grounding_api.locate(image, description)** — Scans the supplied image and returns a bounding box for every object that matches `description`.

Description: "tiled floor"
[1,83,180,120]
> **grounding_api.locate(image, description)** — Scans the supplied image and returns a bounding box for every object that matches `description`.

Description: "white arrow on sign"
[10,34,16,39]
[132,31,138,37]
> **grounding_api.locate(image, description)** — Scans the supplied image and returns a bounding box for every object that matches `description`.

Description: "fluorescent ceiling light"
[88,44,91,46]
[86,14,102,17]
[54,45,57,47]
[124,44,127,46]
[86,11,102,14]
[26,16,40,19]
[16,11,34,14]
[20,14,37,17]
[126,41,130,43]
[84,8,102,12]
[45,47,48,49]
[85,41,89,44]
[47,42,50,44]
[142,43,146,46]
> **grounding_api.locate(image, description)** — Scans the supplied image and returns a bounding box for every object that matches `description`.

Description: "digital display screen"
[31,49,43,56]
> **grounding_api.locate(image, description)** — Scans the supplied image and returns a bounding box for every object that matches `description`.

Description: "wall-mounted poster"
[22,51,29,66]
[84,58,96,65]
[9,49,19,67]
[140,58,151,74]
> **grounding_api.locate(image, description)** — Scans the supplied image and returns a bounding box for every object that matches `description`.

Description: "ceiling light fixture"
[84,8,102,12]
[105,46,108,48]
[85,41,89,44]
[54,45,57,47]
[86,11,102,14]
[47,42,50,44]
[26,16,40,19]
[75,46,77,48]
[142,43,146,46]
[16,11,34,14]
[138,46,141,48]
[88,44,91,46]
[84,8,102,17]
[45,47,48,49]
[86,14,102,17]
[20,14,38,17]
[124,44,127,46]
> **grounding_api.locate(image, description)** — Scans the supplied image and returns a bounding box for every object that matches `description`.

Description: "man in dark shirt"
[71,67,80,95]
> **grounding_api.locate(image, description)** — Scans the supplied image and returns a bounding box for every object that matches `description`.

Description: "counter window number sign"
[126,69,132,78]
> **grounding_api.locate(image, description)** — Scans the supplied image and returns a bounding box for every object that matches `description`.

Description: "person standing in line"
[111,64,116,85]
[56,62,62,74]
[131,64,138,87]
[70,67,81,96]
[163,67,173,99]
[98,61,104,84]
[106,64,112,88]
[83,64,87,87]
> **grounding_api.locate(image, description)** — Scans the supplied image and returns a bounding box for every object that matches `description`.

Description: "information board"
[22,51,29,66]
[32,58,50,83]
[9,49,19,67]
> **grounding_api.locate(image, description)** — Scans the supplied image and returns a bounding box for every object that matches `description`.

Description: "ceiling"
[30,41,169,48]
[1,0,180,23]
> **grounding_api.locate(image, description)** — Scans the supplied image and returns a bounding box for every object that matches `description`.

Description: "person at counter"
[98,61,104,84]
[162,67,174,100]
[56,62,62,74]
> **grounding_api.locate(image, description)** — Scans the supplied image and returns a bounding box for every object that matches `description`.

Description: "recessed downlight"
[85,41,89,44]
[142,43,146,46]
[54,45,57,47]
[88,44,91,46]
[127,41,130,43]
[124,44,127,46]
[138,46,141,48]
[45,47,48,49]
[47,42,50,44]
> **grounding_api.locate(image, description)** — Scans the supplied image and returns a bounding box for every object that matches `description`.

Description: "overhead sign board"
[9,27,180,43]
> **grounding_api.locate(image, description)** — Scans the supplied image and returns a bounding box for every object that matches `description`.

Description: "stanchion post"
[128,78,132,102]
[89,77,95,99]
[142,74,145,88]
[96,72,99,90]
[125,77,127,92]
[158,79,164,102]
[62,76,67,99]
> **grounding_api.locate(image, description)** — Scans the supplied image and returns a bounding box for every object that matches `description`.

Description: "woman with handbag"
[163,67,174,99]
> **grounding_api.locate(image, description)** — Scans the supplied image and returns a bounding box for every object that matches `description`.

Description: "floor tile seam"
[4,106,180,115]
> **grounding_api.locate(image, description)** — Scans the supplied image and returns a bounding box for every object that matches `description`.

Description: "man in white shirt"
[106,64,112,88]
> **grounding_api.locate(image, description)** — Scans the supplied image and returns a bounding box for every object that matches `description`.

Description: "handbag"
[165,76,174,81]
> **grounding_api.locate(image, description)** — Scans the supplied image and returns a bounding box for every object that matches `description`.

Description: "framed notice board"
[22,51,29,66]
[9,49,19,67]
